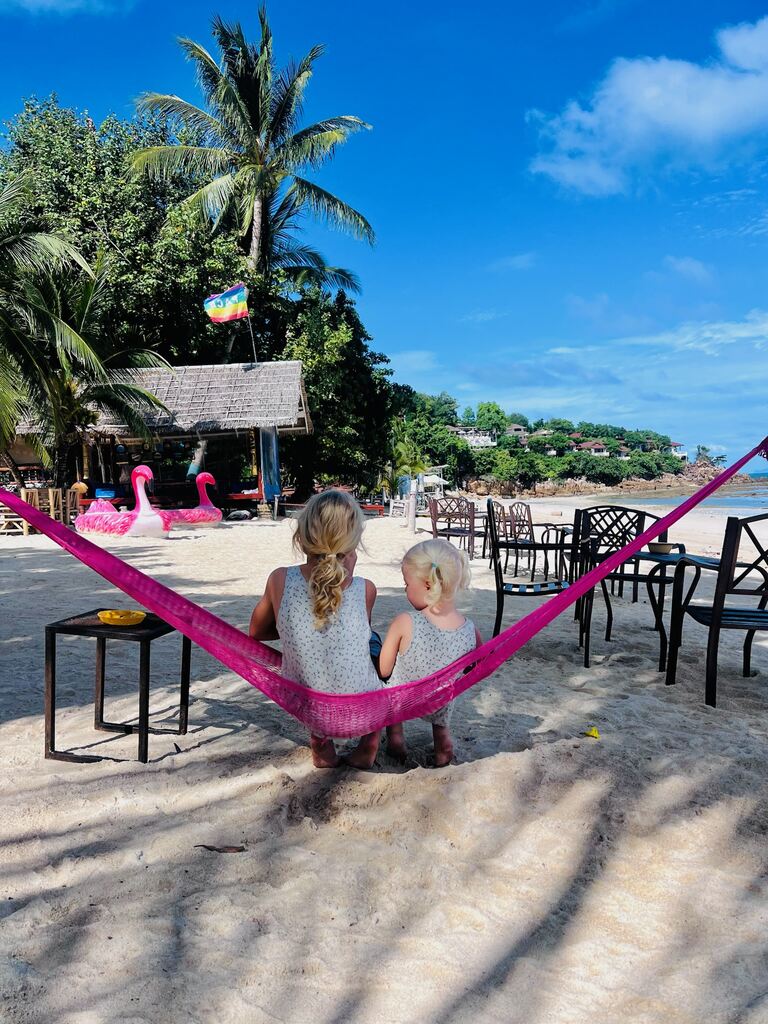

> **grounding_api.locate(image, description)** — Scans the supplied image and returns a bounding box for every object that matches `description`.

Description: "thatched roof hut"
[99,361,312,438]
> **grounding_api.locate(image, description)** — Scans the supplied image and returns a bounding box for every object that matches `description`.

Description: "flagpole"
[245,314,258,363]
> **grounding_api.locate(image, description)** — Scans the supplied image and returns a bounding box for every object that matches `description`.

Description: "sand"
[1,500,768,1024]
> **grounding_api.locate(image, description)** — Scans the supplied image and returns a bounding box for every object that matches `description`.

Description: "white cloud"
[531,16,768,194]
[619,308,768,354]
[0,0,131,12]
[488,252,537,271]
[662,255,714,285]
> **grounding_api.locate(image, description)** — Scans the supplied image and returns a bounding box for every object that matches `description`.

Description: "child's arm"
[364,578,377,623]
[248,568,284,641]
[474,626,484,648]
[378,613,412,679]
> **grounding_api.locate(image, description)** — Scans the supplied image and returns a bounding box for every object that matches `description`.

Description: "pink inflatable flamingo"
[74,466,172,538]
[166,472,223,529]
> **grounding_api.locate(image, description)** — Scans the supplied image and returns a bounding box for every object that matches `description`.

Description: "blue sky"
[2,0,768,464]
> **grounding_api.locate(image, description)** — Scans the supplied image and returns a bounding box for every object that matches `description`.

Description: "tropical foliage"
[131,9,373,289]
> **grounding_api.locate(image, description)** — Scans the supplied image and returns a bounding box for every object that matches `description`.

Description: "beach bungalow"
[576,440,610,457]
[12,361,312,501]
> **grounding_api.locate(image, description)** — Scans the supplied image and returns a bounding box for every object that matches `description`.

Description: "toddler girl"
[249,489,382,769]
[379,538,481,767]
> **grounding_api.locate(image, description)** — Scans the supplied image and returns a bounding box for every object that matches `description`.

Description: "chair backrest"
[486,498,506,594]
[490,500,508,540]
[713,513,768,605]
[65,488,82,526]
[508,501,533,542]
[20,488,41,510]
[429,496,472,534]
[576,504,667,554]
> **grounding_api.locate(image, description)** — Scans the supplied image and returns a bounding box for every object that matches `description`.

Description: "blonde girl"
[378,538,482,767]
[249,490,382,769]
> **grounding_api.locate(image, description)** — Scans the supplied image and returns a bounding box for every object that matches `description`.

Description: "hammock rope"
[1,437,766,738]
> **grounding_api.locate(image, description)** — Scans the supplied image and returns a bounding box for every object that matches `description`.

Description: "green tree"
[280,290,393,495]
[19,259,169,486]
[461,405,476,426]
[515,451,545,491]
[0,174,94,480]
[527,436,553,455]
[133,9,373,284]
[0,97,248,363]
[493,449,517,481]
[545,417,574,433]
[506,411,531,429]
[496,433,522,452]
[475,401,507,435]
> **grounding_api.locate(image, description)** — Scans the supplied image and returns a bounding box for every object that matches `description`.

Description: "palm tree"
[131,8,373,290]
[19,259,169,487]
[0,174,95,482]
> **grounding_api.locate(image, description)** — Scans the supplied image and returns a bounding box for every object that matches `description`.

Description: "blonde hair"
[293,490,366,629]
[402,538,471,609]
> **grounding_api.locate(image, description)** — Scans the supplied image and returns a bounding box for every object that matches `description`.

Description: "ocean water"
[615,479,768,512]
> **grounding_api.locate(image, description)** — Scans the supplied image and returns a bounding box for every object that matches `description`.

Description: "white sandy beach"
[2,501,768,1024]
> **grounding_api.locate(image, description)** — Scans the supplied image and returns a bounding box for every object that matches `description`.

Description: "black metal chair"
[496,500,572,581]
[572,505,685,664]
[665,512,768,706]
[487,498,595,665]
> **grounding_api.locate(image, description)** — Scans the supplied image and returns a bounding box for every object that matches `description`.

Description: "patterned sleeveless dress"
[387,610,476,726]
[277,566,382,698]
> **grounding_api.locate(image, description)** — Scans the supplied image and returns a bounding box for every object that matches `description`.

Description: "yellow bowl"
[98,609,146,627]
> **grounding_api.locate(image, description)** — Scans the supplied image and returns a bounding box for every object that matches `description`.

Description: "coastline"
[2,509,768,1021]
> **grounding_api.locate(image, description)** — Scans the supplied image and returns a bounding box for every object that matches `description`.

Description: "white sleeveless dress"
[387,610,476,727]
[277,566,382,697]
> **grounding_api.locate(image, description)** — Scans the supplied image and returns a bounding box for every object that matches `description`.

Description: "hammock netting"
[1,437,766,738]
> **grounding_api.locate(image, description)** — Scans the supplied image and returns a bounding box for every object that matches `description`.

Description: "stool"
[45,608,191,764]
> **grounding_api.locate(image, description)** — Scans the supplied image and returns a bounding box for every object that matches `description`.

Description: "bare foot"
[432,725,454,768]
[345,731,381,770]
[310,735,340,769]
[386,724,407,762]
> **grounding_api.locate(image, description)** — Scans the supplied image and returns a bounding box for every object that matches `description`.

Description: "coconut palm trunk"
[249,195,263,272]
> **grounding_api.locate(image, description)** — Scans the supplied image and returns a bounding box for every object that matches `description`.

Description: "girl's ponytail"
[308,554,347,629]
[293,490,366,629]
[403,538,471,608]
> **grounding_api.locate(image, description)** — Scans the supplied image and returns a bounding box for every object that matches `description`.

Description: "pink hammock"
[1,439,766,737]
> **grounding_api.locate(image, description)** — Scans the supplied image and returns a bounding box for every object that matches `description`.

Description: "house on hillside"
[575,440,610,457]
[666,441,688,461]
[447,426,497,448]
[505,423,528,443]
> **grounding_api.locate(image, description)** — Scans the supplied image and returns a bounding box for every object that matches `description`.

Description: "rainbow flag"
[203,283,249,323]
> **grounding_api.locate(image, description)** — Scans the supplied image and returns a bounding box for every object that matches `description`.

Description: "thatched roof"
[99,361,312,437]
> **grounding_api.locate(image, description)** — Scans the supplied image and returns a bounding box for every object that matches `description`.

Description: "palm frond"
[281,116,370,168]
[282,264,361,293]
[130,145,233,181]
[177,37,254,144]
[136,93,230,145]
[268,45,324,143]
[289,178,375,244]
[178,174,237,230]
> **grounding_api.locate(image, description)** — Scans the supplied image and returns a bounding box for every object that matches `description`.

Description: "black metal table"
[45,608,191,764]
[634,552,720,671]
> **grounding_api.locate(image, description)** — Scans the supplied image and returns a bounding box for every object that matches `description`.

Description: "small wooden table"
[45,609,191,764]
